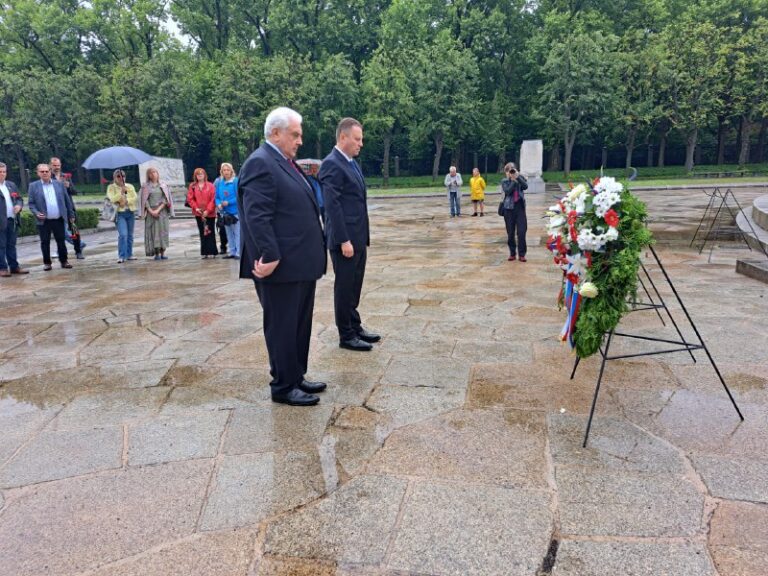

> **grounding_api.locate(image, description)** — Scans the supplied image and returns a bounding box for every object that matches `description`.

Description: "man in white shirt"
[27,163,76,271]
[0,162,28,277]
[51,157,86,259]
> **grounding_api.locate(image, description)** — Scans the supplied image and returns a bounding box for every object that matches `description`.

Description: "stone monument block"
[139,157,186,188]
[520,139,545,194]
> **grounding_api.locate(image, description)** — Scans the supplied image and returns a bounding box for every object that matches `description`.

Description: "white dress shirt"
[0,182,12,218]
[42,182,61,219]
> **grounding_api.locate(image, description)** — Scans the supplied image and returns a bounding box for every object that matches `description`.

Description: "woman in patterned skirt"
[140,167,174,260]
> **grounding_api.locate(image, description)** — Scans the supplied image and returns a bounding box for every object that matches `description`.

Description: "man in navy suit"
[238,107,327,406]
[319,118,380,351]
[27,163,76,271]
[0,162,29,277]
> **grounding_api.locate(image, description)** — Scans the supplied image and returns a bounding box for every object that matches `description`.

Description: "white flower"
[577,228,605,251]
[603,226,619,242]
[593,190,621,217]
[566,253,588,278]
[593,177,623,195]
[579,282,599,298]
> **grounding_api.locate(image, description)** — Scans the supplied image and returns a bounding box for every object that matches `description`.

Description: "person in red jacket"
[187,168,218,258]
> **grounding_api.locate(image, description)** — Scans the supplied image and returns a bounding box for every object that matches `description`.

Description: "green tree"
[535,14,620,176]
[409,33,481,180]
[361,48,413,185]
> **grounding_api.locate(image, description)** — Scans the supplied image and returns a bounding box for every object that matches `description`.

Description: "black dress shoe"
[339,337,373,351]
[357,329,381,343]
[271,388,320,406]
[61,262,73,269]
[299,379,327,393]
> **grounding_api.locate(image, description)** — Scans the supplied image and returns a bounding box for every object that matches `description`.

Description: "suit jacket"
[318,147,370,250]
[0,180,23,232]
[237,142,326,283]
[27,179,75,225]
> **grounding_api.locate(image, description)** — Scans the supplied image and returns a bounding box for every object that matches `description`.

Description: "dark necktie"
[349,160,364,186]
[288,159,311,190]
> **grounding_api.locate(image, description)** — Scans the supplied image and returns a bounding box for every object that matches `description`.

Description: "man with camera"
[500,162,529,262]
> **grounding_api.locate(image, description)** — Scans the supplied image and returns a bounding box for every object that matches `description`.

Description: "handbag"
[220,212,238,226]
[497,200,504,216]
[102,196,116,222]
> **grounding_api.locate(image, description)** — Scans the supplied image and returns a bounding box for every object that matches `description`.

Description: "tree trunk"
[647,141,653,167]
[716,117,728,165]
[382,132,392,186]
[625,127,637,169]
[684,127,698,173]
[431,133,444,182]
[563,131,577,177]
[547,146,560,171]
[15,144,28,191]
[315,134,322,160]
[601,146,608,169]
[497,150,507,172]
[757,118,768,163]
[738,115,752,166]
[231,142,242,170]
[658,134,667,167]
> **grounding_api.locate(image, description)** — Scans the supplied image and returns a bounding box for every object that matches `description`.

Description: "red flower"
[11,192,20,198]
[63,172,72,179]
[593,177,601,187]
[604,209,619,228]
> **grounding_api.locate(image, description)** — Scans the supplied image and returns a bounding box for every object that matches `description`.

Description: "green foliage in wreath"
[573,189,653,357]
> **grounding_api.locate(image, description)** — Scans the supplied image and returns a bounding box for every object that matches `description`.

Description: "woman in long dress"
[140,167,174,260]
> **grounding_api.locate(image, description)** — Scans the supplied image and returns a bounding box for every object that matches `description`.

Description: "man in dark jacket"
[51,157,85,259]
[237,107,327,406]
[27,163,76,271]
[319,117,380,351]
[0,162,29,277]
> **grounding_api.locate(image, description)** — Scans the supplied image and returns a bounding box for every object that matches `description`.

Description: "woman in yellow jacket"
[469,168,486,216]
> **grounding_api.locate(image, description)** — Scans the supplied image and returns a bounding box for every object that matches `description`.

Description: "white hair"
[264,107,302,140]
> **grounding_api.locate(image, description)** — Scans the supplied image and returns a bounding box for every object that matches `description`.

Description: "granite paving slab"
[264,475,407,565]
[365,384,465,429]
[387,482,552,576]
[555,466,704,537]
[369,408,548,488]
[127,410,230,466]
[200,451,326,530]
[223,404,334,455]
[0,426,122,488]
[0,459,212,576]
[48,387,169,431]
[81,529,257,576]
[693,453,768,503]
[552,541,716,576]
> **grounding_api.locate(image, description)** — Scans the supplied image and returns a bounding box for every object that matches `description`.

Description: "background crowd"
[2,0,767,193]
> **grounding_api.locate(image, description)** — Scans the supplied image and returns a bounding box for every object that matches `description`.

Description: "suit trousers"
[39,218,68,264]
[0,218,20,271]
[331,246,367,341]
[255,280,316,396]
[503,203,528,257]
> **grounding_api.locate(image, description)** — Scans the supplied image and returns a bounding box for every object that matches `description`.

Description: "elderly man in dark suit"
[238,107,327,406]
[27,163,76,271]
[0,162,28,277]
[319,117,380,351]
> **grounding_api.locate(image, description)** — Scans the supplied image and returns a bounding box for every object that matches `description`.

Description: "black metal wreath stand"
[571,245,744,447]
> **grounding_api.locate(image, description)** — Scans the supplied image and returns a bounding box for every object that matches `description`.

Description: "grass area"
[629,176,768,187]
[542,162,768,183]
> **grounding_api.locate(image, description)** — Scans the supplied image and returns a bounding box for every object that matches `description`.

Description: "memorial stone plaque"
[519,139,544,193]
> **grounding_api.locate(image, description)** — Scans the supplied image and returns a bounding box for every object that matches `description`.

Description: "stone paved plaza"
[1,188,767,575]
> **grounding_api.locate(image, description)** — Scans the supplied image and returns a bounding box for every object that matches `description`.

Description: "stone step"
[752,195,768,230]
[736,195,768,254]
[736,258,768,284]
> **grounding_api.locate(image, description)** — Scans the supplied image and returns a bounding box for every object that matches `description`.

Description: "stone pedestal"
[520,139,545,194]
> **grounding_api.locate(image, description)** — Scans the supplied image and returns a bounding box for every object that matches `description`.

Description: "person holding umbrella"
[187,168,218,259]
[106,169,138,263]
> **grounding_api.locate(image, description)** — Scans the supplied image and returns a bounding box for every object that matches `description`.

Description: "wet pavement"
[1,187,767,576]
